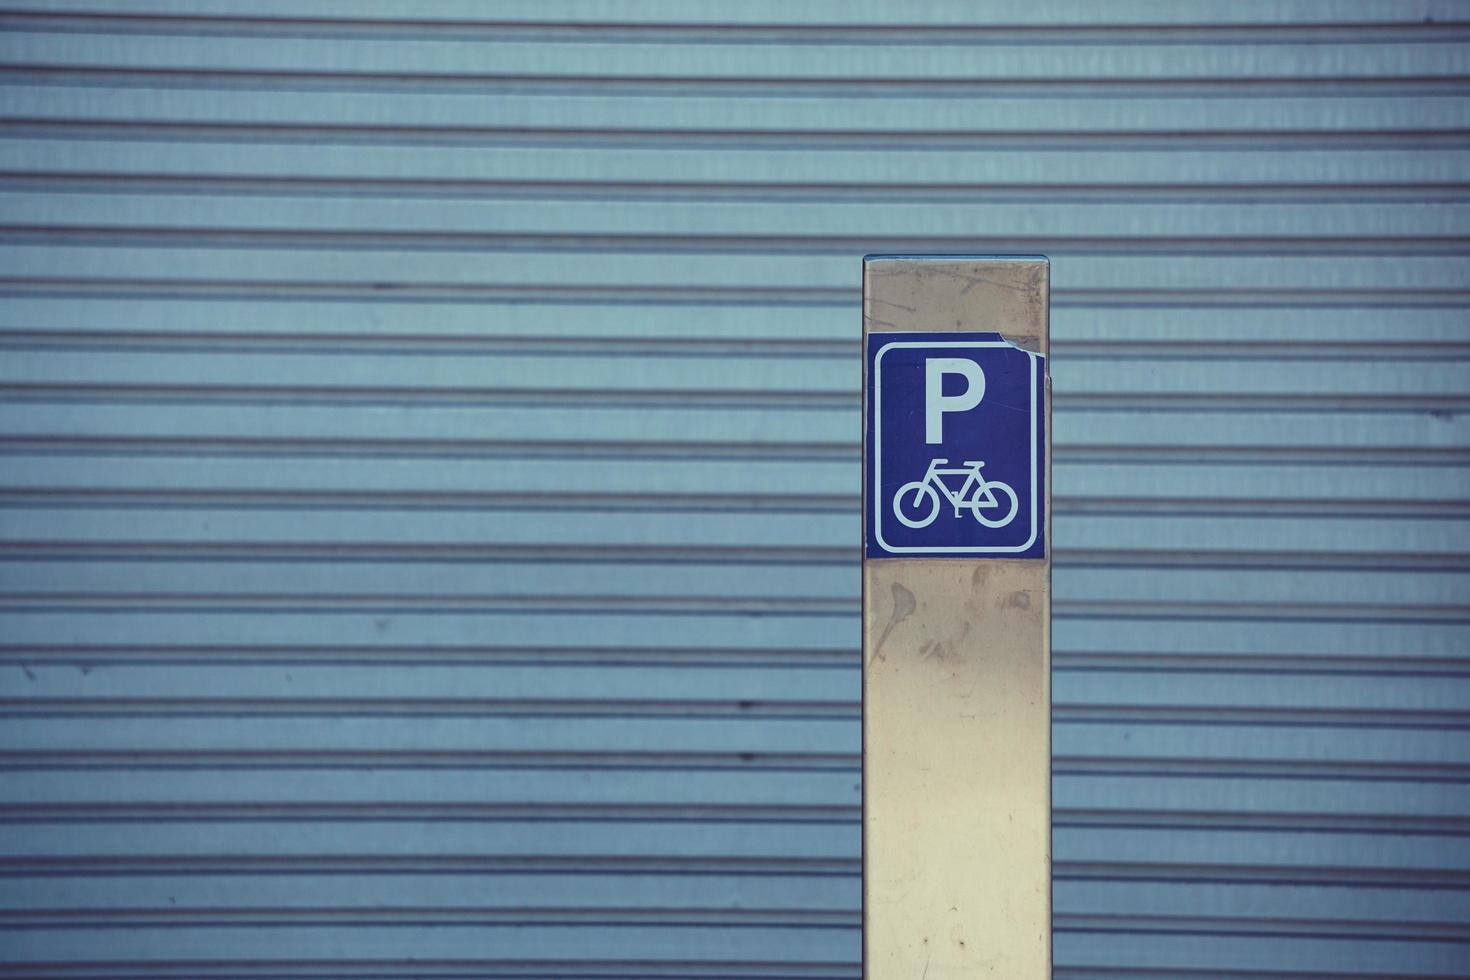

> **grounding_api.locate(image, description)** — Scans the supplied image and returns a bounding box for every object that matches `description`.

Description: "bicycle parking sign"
[866,333,1046,558]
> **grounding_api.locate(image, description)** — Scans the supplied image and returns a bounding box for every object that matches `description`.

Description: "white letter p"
[925,358,985,444]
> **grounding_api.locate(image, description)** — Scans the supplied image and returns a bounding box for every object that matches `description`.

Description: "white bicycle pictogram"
[892,458,1019,529]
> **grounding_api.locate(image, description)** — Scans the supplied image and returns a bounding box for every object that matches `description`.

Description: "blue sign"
[866,333,1045,558]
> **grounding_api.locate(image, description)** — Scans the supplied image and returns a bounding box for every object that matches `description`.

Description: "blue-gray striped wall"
[0,1,1468,976]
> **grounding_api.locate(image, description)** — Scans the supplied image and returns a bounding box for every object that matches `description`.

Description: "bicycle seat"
[962,460,987,467]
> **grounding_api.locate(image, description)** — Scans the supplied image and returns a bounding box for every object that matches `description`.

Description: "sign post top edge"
[861,254,1050,355]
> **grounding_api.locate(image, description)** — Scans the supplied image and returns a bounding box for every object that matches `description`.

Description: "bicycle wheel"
[971,480,1019,528]
[892,482,941,529]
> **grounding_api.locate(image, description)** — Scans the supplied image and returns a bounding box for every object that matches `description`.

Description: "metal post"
[862,255,1052,977]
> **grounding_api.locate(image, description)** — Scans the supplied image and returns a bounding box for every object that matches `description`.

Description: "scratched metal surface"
[0,1,1468,976]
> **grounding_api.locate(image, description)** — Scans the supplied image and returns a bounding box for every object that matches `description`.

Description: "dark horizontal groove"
[9,118,1470,152]
[1054,703,1470,728]
[0,905,862,929]
[1052,502,1470,523]
[0,328,856,358]
[0,286,1457,315]
[1054,599,1470,625]
[1056,971,1462,980]
[0,802,859,823]
[3,278,1468,309]
[0,488,861,516]
[0,696,861,720]
[1,542,1464,578]
[0,433,863,462]
[1053,912,1470,943]
[0,275,867,305]
[0,592,861,617]
[4,328,1470,363]
[3,489,1467,525]
[0,539,858,565]
[0,593,1458,626]
[0,382,862,411]
[6,385,1469,416]
[1064,340,1470,360]
[8,172,1470,206]
[4,225,1468,257]
[18,641,851,669]
[0,853,861,876]
[1056,968,1468,980]
[1054,757,1470,781]
[1056,444,1470,464]
[0,750,1452,782]
[1052,651,1470,676]
[2,643,1466,681]
[1054,808,1470,835]
[0,697,1460,728]
[0,963,858,980]
[1062,393,1470,411]
[7,65,1469,98]
[1,435,1466,466]
[0,748,860,771]
[1054,860,1470,888]
[0,962,860,980]
[0,804,1459,837]
[4,8,1468,41]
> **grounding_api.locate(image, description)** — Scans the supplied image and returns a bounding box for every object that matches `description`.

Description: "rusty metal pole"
[862,255,1052,977]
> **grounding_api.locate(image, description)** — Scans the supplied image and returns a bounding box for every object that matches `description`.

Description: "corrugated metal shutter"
[1,1,1467,975]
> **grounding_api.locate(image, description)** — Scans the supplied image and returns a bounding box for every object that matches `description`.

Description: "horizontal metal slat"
[2,404,1465,452]
[2,663,1465,715]
[1055,670,1470,714]
[0,818,859,860]
[1058,934,1470,975]
[1055,774,1470,826]
[0,714,861,754]
[10,190,1470,240]
[0,662,859,703]
[0,608,859,651]
[0,712,1462,765]
[0,560,1465,611]
[7,83,1468,134]
[1057,568,1470,605]
[0,349,855,395]
[0,870,858,913]
[4,348,1467,398]
[3,454,1465,508]
[7,31,1468,81]
[3,245,1463,294]
[0,454,858,497]
[0,923,858,970]
[0,820,1465,884]
[0,875,1419,933]
[7,138,1469,189]
[1057,878,1470,930]
[1054,617,1470,663]
[0,770,1462,838]
[6,0,1466,29]
[1056,722,1470,768]
[0,767,865,809]
[1,605,1462,651]
[6,506,1462,557]
[1,295,1465,347]
[1052,931,1470,977]
[0,770,1461,825]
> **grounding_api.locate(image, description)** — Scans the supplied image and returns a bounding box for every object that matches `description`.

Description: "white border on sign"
[873,340,1041,555]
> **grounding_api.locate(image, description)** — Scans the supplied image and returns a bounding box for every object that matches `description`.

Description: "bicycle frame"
[921,457,990,516]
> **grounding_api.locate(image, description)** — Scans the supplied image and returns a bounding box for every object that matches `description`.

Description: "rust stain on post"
[863,256,1052,978]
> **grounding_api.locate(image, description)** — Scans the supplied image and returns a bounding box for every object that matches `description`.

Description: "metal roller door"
[0,1,1467,975]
